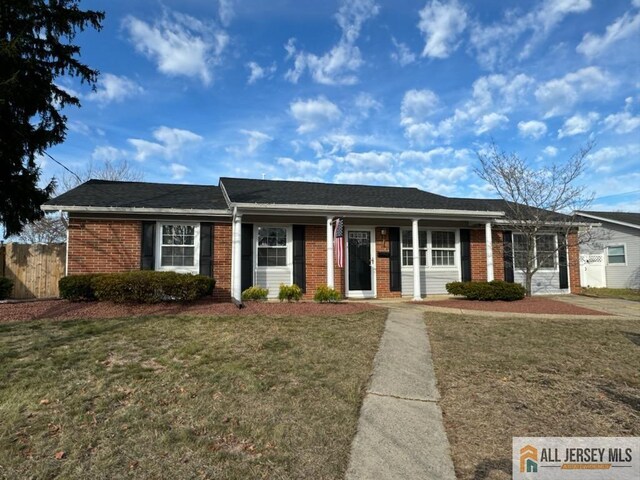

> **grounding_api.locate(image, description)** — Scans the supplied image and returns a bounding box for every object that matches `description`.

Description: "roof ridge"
[86,179,218,188]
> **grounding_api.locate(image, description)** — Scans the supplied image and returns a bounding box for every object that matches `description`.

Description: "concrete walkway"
[553,294,640,318]
[345,305,456,480]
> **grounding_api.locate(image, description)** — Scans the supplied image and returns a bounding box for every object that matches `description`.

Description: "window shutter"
[140,222,155,270]
[241,223,254,292]
[460,229,471,282]
[558,233,569,289]
[389,227,401,291]
[199,223,213,277]
[503,231,514,283]
[293,225,306,292]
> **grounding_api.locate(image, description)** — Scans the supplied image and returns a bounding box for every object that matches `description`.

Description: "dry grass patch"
[425,313,640,480]
[582,287,640,302]
[0,311,386,479]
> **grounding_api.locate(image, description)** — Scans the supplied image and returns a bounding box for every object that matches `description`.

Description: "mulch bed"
[422,296,610,316]
[0,299,381,323]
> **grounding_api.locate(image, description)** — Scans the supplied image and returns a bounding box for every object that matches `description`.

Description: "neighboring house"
[42,178,582,301]
[575,211,640,289]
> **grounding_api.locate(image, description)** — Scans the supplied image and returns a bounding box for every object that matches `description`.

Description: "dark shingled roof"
[576,211,640,227]
[220,177,500,212]
[44,179,229,210]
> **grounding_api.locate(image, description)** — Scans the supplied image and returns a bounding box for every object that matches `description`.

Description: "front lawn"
[581,287,640,302]
[0,311,386,479]
[426,313,640,480]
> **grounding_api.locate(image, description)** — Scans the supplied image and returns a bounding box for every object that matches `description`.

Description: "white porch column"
[326,216,335,288]
[412,219,421,301]
[485,222,494,282]
[231,210,243,300]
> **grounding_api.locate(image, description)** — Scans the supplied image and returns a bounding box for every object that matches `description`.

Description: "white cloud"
[398,147,472,163]
[418,0,468,59]
[218,0,235,26]
[226,129,273,156]
[277,157,333,180]
[128,126,203,161]
[543,146,558,157]
[341,151,396,170]
[169,163,190,180]
[290,97,342,134]
[535,67,614,117]
[246,61,277,84]
[91,146,128,162]
[401,89,440,125]
[89,73,143,104]
[557,112,599,138]
[334,171,396,185]
[474,112,509,134]
[390,37,417,66]
[284,0,379,85]
[603,111,640,134]
[577,10,640,58]
[309,134,356,157]
[518,120,548,139]
[123,11,228,85]
[587,144,640,173]
[354,92,382,117]
[469,0,592,69]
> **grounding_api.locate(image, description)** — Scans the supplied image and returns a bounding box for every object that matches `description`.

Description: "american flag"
[333,217,344,268]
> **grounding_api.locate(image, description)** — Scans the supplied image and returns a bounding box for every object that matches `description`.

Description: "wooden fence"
[0,243,66,299]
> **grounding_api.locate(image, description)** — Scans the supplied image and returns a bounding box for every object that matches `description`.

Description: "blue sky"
[43,0,640,211]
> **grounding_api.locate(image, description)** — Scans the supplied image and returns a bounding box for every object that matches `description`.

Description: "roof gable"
[576,211,640,229]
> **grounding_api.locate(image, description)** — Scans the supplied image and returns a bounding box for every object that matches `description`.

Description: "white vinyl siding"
[514,270,563,295]
[254,225,293,299]
[400,228,460,297]
[598,224,639,288]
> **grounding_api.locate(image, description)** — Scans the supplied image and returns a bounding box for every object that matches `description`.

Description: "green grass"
[581,287,640,302]
[426,313,640,480]
[0,311,386,479]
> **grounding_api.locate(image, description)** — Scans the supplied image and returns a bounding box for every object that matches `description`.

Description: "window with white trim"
[536,234,556,269]
[607,245,626,265]
[159,224,197,268]
[431,231,456,266]
[257,227,287,267]
[401,230,427,266]
[513,233,557,270]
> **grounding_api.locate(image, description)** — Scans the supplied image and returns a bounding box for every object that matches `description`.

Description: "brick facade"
[67,218,581,300]
[67,218,141,274]
[375,227,402,298]
[212,223,232,301]
[567,231,581,294]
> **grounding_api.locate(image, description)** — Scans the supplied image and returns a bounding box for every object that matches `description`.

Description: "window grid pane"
[607,246,625,264]
[160,224,196,267]
[536,234,556,269]
[257,227,287,267]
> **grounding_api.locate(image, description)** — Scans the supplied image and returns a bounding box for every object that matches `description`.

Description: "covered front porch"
[228,210,500,301]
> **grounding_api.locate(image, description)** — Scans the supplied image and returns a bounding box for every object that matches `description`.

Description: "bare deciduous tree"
[12,159,143,244]
[475,141,594,296]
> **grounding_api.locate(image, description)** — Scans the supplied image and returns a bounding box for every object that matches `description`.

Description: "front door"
[346,229,376,298]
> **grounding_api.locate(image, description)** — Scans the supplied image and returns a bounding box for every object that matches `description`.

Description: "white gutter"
[41,205,231,216]
[574,212,640,231]
[492,219,593,227]
[230,202,505,218]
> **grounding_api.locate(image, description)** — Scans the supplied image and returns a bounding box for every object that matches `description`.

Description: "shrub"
[313,285,342,303]
[0,277,13,300]
[242,286,269,301]
[446,280,525,301]
[278,284,303,302]
[59,274,102,301]
[91,271,215,304]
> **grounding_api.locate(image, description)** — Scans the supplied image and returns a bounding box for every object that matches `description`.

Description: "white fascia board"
[231,202,505,219]
[41,204,231,216]
[574,212,640,231]
[493,219,593,227]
